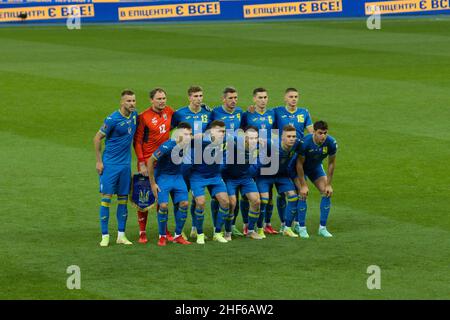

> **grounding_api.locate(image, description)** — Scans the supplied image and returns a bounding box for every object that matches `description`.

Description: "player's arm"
[305,109,314,134]
[324,154,336,197]
[93,131,106,175]
[147,155,160,201]
[169,111,179,134]
[294,155,308,200]
[133,114,148,176]
[240,112,247,129]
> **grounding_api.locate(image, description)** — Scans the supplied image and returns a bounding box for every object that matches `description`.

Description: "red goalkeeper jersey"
[134,106,174,165]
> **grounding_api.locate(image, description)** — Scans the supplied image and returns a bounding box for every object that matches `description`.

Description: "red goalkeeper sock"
[137,210,148,233]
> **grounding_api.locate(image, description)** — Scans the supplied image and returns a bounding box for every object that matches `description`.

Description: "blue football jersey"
[153,140,188,177]
[273,106,312,139]
[100,110,137,165]
[259,138,300,177]
[241,109,275,141]
[222,136,259,179]
[171,105,211,134]
[190,135,226,178]
[296,134,338,169]
[211,105,243,138]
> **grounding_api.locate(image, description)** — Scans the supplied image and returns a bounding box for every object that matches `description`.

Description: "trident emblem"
[139,190,150,204]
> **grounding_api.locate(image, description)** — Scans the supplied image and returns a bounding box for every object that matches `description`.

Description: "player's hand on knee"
[151,183,160,200]
[298,185,309,200]
[96,161,104,175]
[324,185,333,197]
[139,162,148,176]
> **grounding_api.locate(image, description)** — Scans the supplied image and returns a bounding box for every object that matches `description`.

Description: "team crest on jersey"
[323,147,328,154]
[163,113,167,120]
[128,127,132,134]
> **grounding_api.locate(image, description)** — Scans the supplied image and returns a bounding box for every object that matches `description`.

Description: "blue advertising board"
[0,0,448,24]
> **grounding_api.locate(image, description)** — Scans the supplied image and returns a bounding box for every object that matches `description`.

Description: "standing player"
[274,88,313,139]
[210,87,245,237]
[172,86,212,239]
[188,120,230,244]
[221,126,263,240]
[256,125,300,238]
[294,120,337,238]
[147,122,193,246]
[93,90,138,247]
[172,86,211,135]
[134,88,174,244]
[273,88,314,234]
[241,87,278,235]
[241,88,275,141]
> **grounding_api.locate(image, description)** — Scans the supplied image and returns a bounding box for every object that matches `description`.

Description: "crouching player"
[222,126,263,240]
[147,122,193,246]
[294,120,337,238]
[188,120,230,244]
[256,125,300,238]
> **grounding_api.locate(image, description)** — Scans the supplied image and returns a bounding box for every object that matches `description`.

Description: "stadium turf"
[0,17,449,299]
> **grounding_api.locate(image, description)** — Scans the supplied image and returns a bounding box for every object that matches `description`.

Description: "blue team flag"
[130,173,155,212]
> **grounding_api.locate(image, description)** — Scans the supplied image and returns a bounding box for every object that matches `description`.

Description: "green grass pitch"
[0,17,449,299]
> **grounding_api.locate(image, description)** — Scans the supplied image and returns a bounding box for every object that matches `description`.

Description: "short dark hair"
[285,87,298,94]
[121,89,135,97]
[177,122,192,130]
[209,120,225,128]
[314,120,328,131]
[244,125,258,133]
[149,87,166,99]
[253,87,267,96]
[282,124,296,133]
[223,86,237,97]
[188,86,203,96]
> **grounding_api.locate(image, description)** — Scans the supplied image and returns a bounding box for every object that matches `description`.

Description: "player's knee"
[196,199,206,209]
[219,198,230,209]
[251,198,261,208]
[159,203,169,210]
[179,201,189,208]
